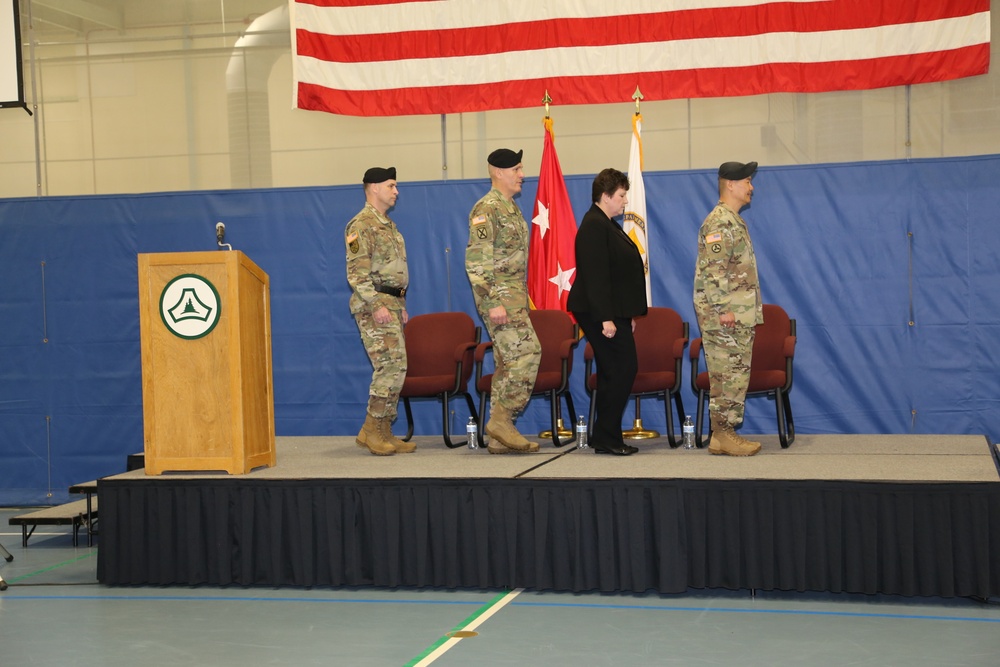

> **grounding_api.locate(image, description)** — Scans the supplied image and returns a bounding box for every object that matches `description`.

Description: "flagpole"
[622,87,659,441]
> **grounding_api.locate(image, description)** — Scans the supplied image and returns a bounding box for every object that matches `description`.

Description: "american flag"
[291,0,991,117]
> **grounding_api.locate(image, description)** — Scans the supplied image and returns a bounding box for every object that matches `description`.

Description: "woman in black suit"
[568,168,648,455]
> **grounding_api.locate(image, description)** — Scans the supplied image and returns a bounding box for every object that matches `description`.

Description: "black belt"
[374,284,407,298]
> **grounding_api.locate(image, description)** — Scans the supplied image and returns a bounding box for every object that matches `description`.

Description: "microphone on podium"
[216,222,233,251]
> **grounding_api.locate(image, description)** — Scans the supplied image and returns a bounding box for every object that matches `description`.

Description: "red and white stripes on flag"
[290,0,991,117]
[624,114,650,307]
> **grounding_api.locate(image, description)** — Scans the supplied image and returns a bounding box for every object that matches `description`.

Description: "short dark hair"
[592,168,630,203]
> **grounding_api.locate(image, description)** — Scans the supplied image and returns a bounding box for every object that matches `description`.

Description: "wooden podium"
[138,251,276,475]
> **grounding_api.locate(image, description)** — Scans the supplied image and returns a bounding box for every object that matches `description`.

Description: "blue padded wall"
[1,156,998,503]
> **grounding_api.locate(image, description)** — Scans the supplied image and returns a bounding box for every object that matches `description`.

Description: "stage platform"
[96,434,1000,598]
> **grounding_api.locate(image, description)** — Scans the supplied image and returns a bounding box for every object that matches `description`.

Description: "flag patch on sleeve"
[705,232,722,244]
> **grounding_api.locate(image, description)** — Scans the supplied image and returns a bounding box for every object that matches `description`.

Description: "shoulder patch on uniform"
[346,231,360,255]
[471,215,490,240]
[705,232,722,244]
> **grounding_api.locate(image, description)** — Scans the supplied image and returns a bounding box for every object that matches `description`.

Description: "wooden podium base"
[138,251,276,475]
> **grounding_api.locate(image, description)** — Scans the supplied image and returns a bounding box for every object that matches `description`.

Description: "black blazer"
[567,203,648,322]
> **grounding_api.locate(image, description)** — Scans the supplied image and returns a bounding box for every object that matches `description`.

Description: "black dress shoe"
[593,443,638,456]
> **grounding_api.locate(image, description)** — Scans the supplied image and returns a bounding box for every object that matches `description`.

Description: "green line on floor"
[7,551,97,584]
[406,588,522,666]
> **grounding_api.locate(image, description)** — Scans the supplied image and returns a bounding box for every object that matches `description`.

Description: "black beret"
[718,161,758,181]
[363,166,396,184]
[487,148,523,169]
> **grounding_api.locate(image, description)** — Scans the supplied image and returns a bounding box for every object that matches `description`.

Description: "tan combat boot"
[708,418,760,457]
[732,430,762,453]
[485,404,539,453]
[356,414,396,456]
[380,417,416,453]
[485,437,540,455]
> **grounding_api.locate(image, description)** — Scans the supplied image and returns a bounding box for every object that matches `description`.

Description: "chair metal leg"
[775,389,795,448]
[670,391,686,448]
[774,391,787,448]
[784,391,795,445]
[401,398,415,441]
[463,393,479,432]
[694,389,710,448]
[440,392,467,449]
[664,392,681,448]
[564,392,577,445]
[403,394,479,448]
[587,390,597,442]
[553,391,576,447]
[477,394,488,448]
[540,392,573,445]
[547,390,563,447]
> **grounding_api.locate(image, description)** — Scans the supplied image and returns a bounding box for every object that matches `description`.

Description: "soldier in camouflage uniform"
[346,166,415,456]
[465,148,541,454]
[693,161,764,457]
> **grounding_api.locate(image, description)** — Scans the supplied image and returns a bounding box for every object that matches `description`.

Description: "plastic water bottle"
[466,417,478,449]
[576,415,589,449]
[682,415,695,449]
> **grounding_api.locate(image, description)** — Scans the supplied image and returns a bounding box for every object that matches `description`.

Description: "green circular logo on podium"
[159,274,222,339]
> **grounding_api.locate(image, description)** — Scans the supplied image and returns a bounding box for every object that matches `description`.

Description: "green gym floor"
[1,508,998,667]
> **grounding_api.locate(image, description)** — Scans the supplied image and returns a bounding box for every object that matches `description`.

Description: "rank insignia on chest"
[346,232,360,255]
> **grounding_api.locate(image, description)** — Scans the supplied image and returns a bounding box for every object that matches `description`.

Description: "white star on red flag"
[548,263,576,298]
[532,201,550,239]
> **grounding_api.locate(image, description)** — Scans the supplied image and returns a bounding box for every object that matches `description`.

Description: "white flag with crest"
[624,113,650,305]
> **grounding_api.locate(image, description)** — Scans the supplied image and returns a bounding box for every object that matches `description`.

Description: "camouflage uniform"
[346,202,408,419]
[465,188,540,412]
[693,202,763,427]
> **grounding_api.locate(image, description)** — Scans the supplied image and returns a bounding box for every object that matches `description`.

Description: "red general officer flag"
[528,117,577,315]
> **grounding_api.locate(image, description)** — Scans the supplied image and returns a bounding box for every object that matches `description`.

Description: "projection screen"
[0,0,24,109]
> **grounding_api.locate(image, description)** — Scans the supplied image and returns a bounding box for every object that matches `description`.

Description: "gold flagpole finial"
[632,86,644,115]
[542,90,552,118]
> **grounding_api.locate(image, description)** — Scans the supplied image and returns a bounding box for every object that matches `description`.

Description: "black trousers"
[575,314,638,448]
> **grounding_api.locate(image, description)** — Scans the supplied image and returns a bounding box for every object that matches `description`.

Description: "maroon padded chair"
[399,312,480,448]
[474,309,579,447]
[583,307,689,447]
[688,303,796,448]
